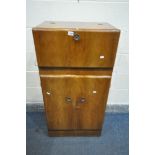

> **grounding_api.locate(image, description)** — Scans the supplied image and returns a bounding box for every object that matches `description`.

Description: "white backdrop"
[26,0,129,105]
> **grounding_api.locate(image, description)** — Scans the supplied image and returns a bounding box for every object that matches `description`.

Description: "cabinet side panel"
[32,30,41,66]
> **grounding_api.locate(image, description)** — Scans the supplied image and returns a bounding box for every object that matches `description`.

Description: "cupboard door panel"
[33,30,120,67]
[74,78,111,130]
[41,77,76,130]
[40,71,111,130]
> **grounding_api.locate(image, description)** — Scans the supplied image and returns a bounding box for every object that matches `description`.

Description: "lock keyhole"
[73,33,80,41]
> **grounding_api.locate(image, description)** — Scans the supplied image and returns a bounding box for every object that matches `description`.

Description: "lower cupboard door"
[73,77,111,130]
[41,75,111,130]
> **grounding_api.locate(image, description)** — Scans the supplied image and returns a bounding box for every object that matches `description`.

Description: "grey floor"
[26,112,129,155]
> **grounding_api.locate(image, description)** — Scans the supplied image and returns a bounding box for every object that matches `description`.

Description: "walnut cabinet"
[32,21,120,136]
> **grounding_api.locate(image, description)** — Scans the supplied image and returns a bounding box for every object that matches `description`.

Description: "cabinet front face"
[33,30,120,68]
[40,73,111,131]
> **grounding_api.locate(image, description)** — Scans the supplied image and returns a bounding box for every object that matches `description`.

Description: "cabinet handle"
[65,97,72,103]
[79,97,86,104]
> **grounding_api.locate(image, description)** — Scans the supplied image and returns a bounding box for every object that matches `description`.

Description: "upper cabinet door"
[33,30,120,68]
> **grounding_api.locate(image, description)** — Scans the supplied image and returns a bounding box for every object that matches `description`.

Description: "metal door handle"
[79,97,86,104]
[65,97,72,103]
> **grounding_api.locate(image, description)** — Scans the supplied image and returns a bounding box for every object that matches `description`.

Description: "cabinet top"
[33,21,120,32]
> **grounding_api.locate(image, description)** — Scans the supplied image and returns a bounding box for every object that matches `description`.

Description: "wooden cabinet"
[32,21,120,136]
